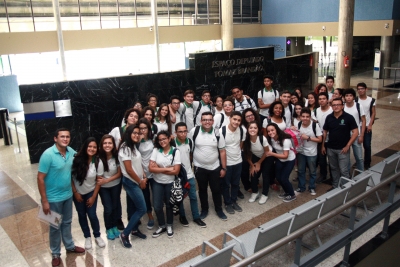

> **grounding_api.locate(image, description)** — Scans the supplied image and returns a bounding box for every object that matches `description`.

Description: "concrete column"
[221,0,233,50]
[52,0,67,80]
[150,0,160,72]
[380,36,393,79]
[335,0,355,89]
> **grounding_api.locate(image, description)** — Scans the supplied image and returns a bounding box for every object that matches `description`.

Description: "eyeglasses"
[202,95,211,98]
[245,114,254,118]
[172,102,180,105]
[176,130,188,134]
[158,137,168,142]
[132,132,140,135]
[134,104,142,108]
[139,127,147,131]
[202,119,213,122]
[331,104,342,107]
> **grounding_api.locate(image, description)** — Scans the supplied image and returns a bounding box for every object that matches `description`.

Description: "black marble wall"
[20,47,314,163]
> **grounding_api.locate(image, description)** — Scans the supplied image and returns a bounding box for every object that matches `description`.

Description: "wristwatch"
[221,167,227,171]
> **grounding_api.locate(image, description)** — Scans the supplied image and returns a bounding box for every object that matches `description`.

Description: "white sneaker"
[84,237,92,250]
[95,236,106,248]
[258,194,268,205]
[248,193,259,203]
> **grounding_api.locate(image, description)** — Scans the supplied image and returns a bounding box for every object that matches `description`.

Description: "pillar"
[335,0,355,89]
[150,0,160,72]
[52,0,67,80]
[221,0,233,50]
[380,36,393,79]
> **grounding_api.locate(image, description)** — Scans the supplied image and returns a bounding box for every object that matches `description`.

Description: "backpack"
[169,148,190,215]
[284,128,303,154]
[355,96,375,120]
[261,88,278,100]
[298,121,317,137]
[192,126,220,153]
[220,125,244,141]
[177,106,186,123]
[194,102,215,126]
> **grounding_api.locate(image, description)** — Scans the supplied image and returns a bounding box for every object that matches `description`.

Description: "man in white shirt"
[232,86,257,113]
[168,95,181,136]
[313,92,333,183]
[326,76,335,99]
[213,98,234,131]
[258,75,279,122]
[296,108,322,195]
[219,111,246,214]
[189,112,228,221]
[280,90,294,128]
[343,88,366,171]
[178,90,196,132]
[356,82,376,169]
[193,90,214,127]
[175,122,206,228]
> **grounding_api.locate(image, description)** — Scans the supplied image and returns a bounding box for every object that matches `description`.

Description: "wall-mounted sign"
[54,100,72,117]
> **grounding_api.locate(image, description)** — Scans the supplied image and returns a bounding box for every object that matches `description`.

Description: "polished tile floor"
[1,70,400,267]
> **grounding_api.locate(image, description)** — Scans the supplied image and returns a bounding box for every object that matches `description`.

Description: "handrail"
[383,67,400,87]
[231,170,400,267]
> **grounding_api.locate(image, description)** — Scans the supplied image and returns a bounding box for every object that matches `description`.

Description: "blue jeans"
[363,131,372,168]
[152,180,173,227]
[349,136,364,172]
[99,184,121,230]
[222,163,242,205]
[297,154,317,191]
[275,159,295,196]
[142,178,154,214]
[49,197,75,256]
[122,176,147,236]
[327,148,350,188]
[73,190,100,238]
[179,178,200,220]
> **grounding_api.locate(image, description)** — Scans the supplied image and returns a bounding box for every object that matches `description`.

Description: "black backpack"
[297,121,317,137]
[355,96,375,117]
[194,102,215,126]
[220,125,244,141]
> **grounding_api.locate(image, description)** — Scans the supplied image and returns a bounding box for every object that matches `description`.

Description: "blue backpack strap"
[188,138,193,152]
[312,121,317,137]
[370,98,375,117]
[356,102,361,121]
[221,125,226,139]
[240,125,244,141]
[219,113,225,128]
[194,102,202,126]
[170,148,176,165]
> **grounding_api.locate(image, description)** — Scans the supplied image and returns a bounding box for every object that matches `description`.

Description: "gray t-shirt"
[97,157,121,188]
[73,161,99,195]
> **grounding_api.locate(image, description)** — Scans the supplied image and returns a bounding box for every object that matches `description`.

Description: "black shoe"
[152,227,167,238]
[179,216,189,227]
[200,210,208,220]
[217,211,228,221]
[119,233,132,248]
[117,219,125,231]
[225,204,235,214]
[193,218,207,228]
[232,202,242,212]
[131,229,147,239]
[237,190,245,199]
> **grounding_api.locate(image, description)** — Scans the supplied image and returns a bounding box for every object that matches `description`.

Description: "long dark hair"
[243,121,262,161]
[265,123,291,147]
[138,117,154,140]
[293,102,304,119]
[98,134,119,173]
[141,106,155,124]
[155,103,172,134]
[307,92,320,110]
[241,108,261,129]
[72,137,98,186]
[119,124,140,156]
[154,130,172,150]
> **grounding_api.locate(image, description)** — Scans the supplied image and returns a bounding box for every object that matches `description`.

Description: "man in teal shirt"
[37,128,85,267]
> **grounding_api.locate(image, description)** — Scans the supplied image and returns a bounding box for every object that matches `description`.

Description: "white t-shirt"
[171,111,181,136]
[194,100,213,127]
[250,135,272,158]
[312,106,333,130]
[213,113,230,132]
[357,96,375,126]
[258,88,279,117]
[138,139,154,179]
[109,126,123,148]
[262,117,287,131]
[150,147,181,184]
[344,102,365,135]
[299,123,322,156]
[270,138,296,162]
[178,102,195,132]
[175,138,194,179]
[219,126,246,166]
[283,104,294,128]
[293,117,301,129]
[97,157,121,188]
[214,108,225,115]
[118,145,143,184]
[154,118,169,133]
[73,162,99,195]
[234,96,257,113]
[189,127,226,170]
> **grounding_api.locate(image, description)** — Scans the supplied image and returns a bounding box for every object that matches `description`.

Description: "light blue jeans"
[179,178,200,220]
[348,136,364,172]
[49,197,75,256]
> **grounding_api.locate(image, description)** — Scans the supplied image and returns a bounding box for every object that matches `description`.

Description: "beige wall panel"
[353,20,393,36]
[158,25,221,43]
[233,24,263,38]
[63,28,154,51]
[0,31,58,54]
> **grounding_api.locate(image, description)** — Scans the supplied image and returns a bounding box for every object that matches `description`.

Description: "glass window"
[79,0,101,30]
[59,0,81,30]
[182,0,194,25]
[157,0,170,26]
[7,0,35,32]
[99,0,119,29]
[119,0,137,28]
[168,0,183,26]
[0,2,10,33]
[136,0,151,27]
[32,0,55,31]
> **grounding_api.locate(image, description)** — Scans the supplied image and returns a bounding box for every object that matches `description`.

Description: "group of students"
[39,75,376,265]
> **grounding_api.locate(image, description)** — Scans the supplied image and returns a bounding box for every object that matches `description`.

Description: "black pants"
[195,166,222,212]
[240,151,252,191]
[250,154,275,196]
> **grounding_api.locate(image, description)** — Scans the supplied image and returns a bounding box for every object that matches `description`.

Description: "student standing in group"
[154,103,172,134]
[262,101,287,133]
[280,90,294,128]
[147,93,159,114]
[97,135,122,241]
[121,102,143,126]
[220,111,246,214]
[213,98,234,132]
[243,121,273,204]
[149,130,181,238]
[321,98,358,190]
[175,122,207,228]
[258,75,279,122]
[314,83,328,95]
[291,102,304,128]
[137,118,156,230]
[189,111,228,221]
[266,123,297,202]
[356,82,376,169]
[71,137,105,250]
[344,88,366,171]
[295,87,308,106]
[169,95,182,136]
[213,95,224,115]
[291,92,303,106]
[313,92,333,183]
[142,106,158,136]
[232,86,257,113]
[306,92,319,112]
[296,108,322,195]
[178,89,196,132]
[118,125,148,248]
[326,76,335,99]
[193,90,214,127]
[37,128,85,267]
